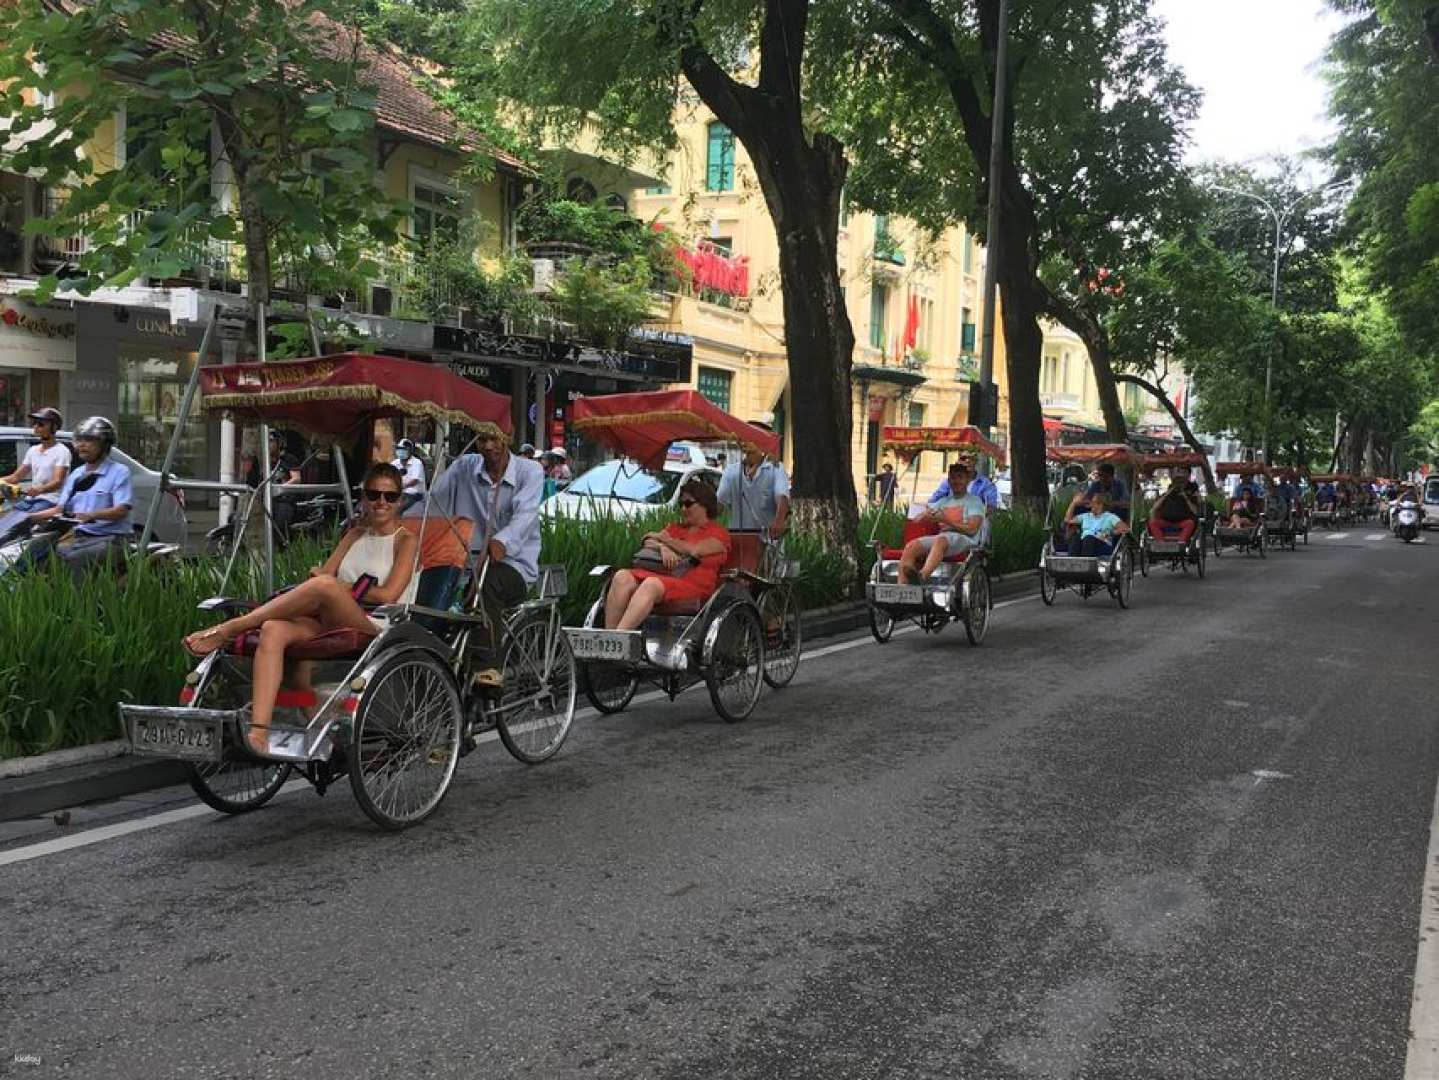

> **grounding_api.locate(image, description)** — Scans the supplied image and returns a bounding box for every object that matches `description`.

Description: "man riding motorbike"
[0,407,69,545]
[14,417,133,579]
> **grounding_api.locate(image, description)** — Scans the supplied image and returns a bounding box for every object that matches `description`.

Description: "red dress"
[631,521,732,603]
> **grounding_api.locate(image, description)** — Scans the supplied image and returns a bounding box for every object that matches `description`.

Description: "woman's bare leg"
[248,616,334,752]
[186,576,374,654]
[617,577,666,630]
[604,571,640,629]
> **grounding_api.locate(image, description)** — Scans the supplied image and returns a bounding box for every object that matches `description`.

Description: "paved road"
[3,531,1436,1079]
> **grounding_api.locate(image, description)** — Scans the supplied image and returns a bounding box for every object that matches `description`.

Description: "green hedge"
[0,508,1050,758]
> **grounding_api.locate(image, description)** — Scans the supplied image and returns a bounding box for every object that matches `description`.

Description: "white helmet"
[74,416,117,453]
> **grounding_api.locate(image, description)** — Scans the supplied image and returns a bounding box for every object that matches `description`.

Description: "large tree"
[817,0,1197,508]
[465,0,860,560]
[0,0,407,325]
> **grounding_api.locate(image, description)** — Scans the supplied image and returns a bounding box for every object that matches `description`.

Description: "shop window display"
[117,347,205,477]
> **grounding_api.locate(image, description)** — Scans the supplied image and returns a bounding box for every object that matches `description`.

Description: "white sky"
[1152,0,1347,170]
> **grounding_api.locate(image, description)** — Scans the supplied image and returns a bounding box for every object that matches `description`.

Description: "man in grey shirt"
[414,429,543,687]
[716,428,791,538]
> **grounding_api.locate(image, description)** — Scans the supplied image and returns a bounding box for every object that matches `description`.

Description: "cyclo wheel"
[704,602,765,723]
[496,613,577,764]
[1196,539,1207,579]
[1039,567,1058,605]
[189,760,291,815]
[350,648,463,831]
[758,586,802,688]
[962,565,991,645]
[1112,545,1133,609]
[1138,540,1150,577]
[1258,527,1267,559]
[582,663,638,714]
[868,602,895,643]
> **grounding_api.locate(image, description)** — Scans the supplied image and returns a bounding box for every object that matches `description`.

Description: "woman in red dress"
[604,479,731,630]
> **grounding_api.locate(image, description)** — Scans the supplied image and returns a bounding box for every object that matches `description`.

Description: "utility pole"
[1211,180,1346,466]
[975,0,1009,442]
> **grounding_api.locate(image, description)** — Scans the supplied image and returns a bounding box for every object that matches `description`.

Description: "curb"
[0,571,1041,823]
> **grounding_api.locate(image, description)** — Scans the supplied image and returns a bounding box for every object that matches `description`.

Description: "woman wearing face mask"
[390,438,427,513]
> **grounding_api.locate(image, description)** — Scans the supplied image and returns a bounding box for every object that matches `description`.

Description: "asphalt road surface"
[3,528,1436,1079]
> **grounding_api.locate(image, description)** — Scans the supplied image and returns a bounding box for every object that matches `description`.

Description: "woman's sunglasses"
[679,498,698,509]
[363,488,401,504]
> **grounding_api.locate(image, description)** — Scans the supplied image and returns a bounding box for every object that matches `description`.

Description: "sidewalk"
[0,572,1037,824]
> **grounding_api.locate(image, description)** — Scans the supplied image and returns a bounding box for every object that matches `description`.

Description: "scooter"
[1393,499,1423,543]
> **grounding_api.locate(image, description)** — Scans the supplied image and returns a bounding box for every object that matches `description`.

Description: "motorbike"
[205,488,351,555]
[1393,499,1423,543]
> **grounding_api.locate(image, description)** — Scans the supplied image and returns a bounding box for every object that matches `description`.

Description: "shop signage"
[0,300,76,372]
[434,327,692,385]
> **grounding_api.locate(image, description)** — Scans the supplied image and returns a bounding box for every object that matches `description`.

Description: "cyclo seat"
[880,518,974,563]
[651,530,763,617]
[226,517,474,660]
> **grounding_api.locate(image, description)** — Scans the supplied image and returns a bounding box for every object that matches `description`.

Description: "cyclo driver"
[1226,471,1264,528]
[897,459,985,585]
[716,423,790,538]
[413,429,543,690]
[1147,474,1201,543]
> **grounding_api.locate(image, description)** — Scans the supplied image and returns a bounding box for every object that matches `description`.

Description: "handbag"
[632,544,690,577]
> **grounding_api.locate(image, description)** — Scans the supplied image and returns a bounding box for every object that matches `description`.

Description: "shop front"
[75,305,208,478]
[0,298,75,427]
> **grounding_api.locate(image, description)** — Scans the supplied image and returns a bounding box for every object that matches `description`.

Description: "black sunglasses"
[679,498,697,509]
[363,488,401,504]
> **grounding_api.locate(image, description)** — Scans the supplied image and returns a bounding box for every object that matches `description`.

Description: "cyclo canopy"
[879,426,1006,466]
[1046,443,1139,467]
[1215,462,1271,478]
[570,389,778,470]
[198,352,513,439]
[1136,450,1208,475]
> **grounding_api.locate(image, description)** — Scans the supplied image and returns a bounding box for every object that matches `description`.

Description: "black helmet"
[74,416,117,453]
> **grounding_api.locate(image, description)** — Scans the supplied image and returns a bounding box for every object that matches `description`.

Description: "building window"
[908,401,926,427]
[697,366,733,412]
[1041,354,1058,394]
[869,283,888,350]
[117,346,205,478]
[708,236,733,254]
[873,213,904,265]
[706,122,735,192]
[604,192,628,213]
[412,182,462,249]
[961,307,976,353]
[962,234,973,274]
[646,180,672,195]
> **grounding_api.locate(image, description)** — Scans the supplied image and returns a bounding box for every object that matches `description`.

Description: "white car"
[541,444,721,521]
[1422,476,1439,529]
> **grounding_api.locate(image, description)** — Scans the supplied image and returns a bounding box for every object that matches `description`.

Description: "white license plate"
[873,584,924,605]
[569,630,640,662]
[130,716,221,761]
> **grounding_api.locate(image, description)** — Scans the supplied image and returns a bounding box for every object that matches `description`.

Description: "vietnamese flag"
[903,294,920,351]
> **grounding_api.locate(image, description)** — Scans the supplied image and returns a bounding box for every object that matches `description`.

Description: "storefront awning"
[852,364,927,389]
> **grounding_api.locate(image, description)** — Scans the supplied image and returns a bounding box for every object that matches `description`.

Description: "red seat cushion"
[228,627,374,661]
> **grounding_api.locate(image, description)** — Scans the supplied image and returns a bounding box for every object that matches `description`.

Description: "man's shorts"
[910,530,978,555]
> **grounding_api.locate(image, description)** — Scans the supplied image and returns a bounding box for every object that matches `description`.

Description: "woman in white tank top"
[182,462,419,754]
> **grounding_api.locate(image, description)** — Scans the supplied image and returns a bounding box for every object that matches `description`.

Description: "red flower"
[1,308,18,326]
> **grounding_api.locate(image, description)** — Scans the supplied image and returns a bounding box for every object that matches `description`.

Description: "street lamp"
[1210,180,1348,464]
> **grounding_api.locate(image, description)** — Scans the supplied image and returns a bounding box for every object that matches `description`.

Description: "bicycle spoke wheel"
[495,614,577,764]
[189,760,291,814]
[350,650,462,830]
[963,566,990,645]
[758,587,802,688]
[705,603,765,723]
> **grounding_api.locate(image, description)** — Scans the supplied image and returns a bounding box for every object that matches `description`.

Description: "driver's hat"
[549,446,568,459]
[28,406,61,427]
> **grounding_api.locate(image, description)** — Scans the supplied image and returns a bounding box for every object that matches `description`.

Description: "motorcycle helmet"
[395,438,415,460]
[74,416,117,453]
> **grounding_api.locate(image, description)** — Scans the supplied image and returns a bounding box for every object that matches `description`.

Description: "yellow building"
[637,106,1009,504]
[1040,321,1187,438]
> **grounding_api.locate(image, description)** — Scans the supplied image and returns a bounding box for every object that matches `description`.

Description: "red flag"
[903,294,920,351]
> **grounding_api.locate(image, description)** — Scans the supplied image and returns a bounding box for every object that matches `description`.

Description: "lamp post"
[975,0,1009,441]
[1210,180,1346,464]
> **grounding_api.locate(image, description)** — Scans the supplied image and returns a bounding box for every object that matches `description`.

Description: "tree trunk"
[996,266,1049,516]
[1114,372,1218,492]
[1329,417,1349,472]
[681,1,861,584]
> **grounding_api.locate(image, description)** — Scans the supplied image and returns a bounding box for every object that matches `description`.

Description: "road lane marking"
[1326,533,1347,541]
[1405,771,1439,1078]
[1,592,1045,866]
[1367,533,1389,541]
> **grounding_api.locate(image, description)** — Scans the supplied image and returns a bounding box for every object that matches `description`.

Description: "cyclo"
[562,390,801,723]
[1267,466,1309,548]
[1038,443,1138,608]
[119,354,577,830]
[863,425,1003,645]
[1212,462,1271,558]
[1309,472,1348,530]
[1135,450,1211,579]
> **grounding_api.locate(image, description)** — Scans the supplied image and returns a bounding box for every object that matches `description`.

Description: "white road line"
[1326,533,1348,541]
[1366,533,1389,542]
[1406,772,1439,1078]
[0,589,1043,869]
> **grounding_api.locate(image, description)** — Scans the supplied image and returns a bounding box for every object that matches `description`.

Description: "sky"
[1151,0,1348,171]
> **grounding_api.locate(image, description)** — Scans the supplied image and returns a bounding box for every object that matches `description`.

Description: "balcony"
[1040,391,1081,410]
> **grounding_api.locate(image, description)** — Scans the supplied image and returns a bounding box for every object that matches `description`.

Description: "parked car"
[993,470,1012,509]
[1423,476,1439,530]
[541,442,721,521]
[0,427,188,545]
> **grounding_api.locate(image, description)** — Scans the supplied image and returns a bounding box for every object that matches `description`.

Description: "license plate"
[568,629,641,662]
[130,715,221,761]
[873,584,923,605]
[1400,511,1418,524]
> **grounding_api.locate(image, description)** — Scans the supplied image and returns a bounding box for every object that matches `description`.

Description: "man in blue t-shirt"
[927,456,999,514]
[21,417,133,579]
[900,460,987,583]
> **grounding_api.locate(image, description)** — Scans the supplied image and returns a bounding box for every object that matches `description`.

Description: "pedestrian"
[875,461,898,508]
[717,423,790,538]
[519,443,536,460]
[546,447,572,484]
